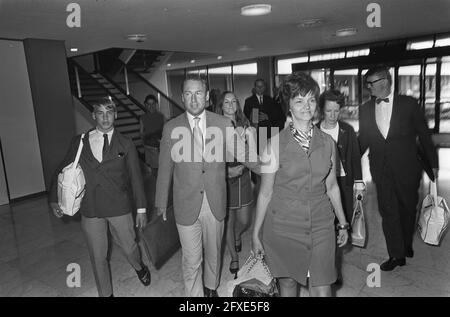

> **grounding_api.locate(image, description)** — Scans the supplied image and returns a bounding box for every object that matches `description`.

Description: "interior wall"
[0,40,46,199]
[0,139,9,205]
[23,39,76,190]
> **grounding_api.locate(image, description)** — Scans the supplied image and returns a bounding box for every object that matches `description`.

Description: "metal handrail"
[68,59,140,120]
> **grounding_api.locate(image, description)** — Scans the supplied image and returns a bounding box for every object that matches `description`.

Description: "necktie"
[102,133,109,160]
[259,95,263,105]
[193,117,203,157]
[376,97,389,104]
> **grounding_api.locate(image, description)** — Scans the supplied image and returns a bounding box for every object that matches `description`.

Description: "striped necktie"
[193,117,204,156]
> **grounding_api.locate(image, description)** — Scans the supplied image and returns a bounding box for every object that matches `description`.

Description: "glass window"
[398,65,421,99]
[440,61,450,132]
[425,64,436,129]
[310,52,345,62]
[232,63,258,110]
[277,56,308,75]
[334,69,360,130]
[208,65,232,93]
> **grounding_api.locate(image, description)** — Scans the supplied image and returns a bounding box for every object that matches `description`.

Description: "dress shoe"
[204,287,219,297]
[380,258,406,271]
[136,264,151,286]
[406,249,414,258]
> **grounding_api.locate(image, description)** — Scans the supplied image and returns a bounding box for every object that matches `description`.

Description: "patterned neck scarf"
[290,122,314,153]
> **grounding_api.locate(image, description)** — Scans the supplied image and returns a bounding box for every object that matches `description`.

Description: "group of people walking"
[49,65,438,297]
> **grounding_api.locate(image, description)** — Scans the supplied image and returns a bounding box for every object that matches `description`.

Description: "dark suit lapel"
[368,99,386,140]
[386,95,399,140]
[102,131,117,162]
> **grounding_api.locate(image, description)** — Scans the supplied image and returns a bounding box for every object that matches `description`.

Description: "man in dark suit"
[49,97,151,297]
[244,79,286,137]
[155,75,259,297]
[359,66,439,271]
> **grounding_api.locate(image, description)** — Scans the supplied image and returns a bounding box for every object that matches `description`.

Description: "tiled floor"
[1,149,449,297]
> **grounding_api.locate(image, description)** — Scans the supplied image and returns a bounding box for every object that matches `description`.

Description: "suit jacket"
[317,120,362,186]
[155,111,259,226]
[49,128,147,218]
[358,94,438,186]
[244,94,286,130]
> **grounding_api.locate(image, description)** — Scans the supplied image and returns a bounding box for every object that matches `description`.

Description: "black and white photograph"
[0,0,450,300]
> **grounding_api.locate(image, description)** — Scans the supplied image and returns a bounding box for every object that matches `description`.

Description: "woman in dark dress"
[252,73,349,297]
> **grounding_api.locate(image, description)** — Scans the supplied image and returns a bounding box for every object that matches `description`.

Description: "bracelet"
[336,223,350,230]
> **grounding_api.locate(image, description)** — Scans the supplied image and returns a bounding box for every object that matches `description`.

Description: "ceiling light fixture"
[335,28,357,37]
[237,45,252,52]
[190,59,196,63]
[167,63,172,67]
[297,18,323,28]
[70,48,78,52]
[240,4,271,16]
[125,34,147,42]
[217,56,223,60]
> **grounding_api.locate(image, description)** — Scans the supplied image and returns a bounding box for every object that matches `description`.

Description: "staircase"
[68,59,146,155]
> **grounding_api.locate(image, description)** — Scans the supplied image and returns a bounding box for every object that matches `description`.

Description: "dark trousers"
[375,164,420,259]
[337,176,354,223]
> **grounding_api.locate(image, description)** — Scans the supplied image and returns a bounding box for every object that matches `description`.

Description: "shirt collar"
[94,128,114,140]
[186,110,206,129]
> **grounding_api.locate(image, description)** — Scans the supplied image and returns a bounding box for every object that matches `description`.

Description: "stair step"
[116,122,139,128]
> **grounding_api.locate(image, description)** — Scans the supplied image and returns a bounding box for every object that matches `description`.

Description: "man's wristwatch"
[337,223,350,230]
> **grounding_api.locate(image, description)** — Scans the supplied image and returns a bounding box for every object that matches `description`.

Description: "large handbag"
[57,134,86,216]
[228,254,278,297]
[351,195,366,247]
[418,181,450,245]
[140,206,181,270]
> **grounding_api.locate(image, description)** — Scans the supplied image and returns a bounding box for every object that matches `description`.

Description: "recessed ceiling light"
[237,45,252,52]
[70,48,78,52]
[297,18,323,28]
[125,34,147,42]
[335,28,357,37]
[167,63,172,67]
[190,59,196,63]
[217,56,223,60]
[240,4,271,16]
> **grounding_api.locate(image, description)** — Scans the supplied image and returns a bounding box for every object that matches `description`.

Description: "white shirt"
[89,128,114,163]
[375,90,394,139]
[257,94,263,105]
[89,128,146,214]
[320,122,346,177]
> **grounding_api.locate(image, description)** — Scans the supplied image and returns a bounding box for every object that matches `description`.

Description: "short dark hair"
[364,66,392,85]
[319,89,345,115]
[182,74,208,92]
[281,72,320,105]
[144,94,157,104]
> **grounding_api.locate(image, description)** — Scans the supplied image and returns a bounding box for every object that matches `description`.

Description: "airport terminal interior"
[1,1,450,297]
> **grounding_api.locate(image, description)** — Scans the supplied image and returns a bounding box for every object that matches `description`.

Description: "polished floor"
[1,149,449,297]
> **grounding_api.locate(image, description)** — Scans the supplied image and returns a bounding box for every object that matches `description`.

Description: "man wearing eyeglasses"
[359,66,438,271]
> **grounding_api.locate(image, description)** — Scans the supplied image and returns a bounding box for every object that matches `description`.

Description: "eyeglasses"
[366,78,386,87]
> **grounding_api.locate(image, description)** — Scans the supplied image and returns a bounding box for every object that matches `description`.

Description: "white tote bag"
[351,196,366,248]
[418,181,450,245]
[57,134,86,216]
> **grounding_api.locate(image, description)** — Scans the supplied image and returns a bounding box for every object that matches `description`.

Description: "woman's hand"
[252,235,265,258]
[337,229,349,247]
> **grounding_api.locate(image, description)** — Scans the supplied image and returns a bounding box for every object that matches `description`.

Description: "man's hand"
[135,213,147,229]
[228,165,245,178]
[258,112,269,122]
[50,202,64,218]
[156,207,167,221]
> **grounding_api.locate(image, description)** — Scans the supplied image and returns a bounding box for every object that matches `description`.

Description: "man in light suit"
[359,66,439,271]
[49,97,151,297]
[155,75,259,297]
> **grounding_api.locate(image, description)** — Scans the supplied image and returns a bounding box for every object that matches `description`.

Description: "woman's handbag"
[57,134,86,216]
[418,181,450,245]
[351,195,366,247]
[228,253,278,297]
